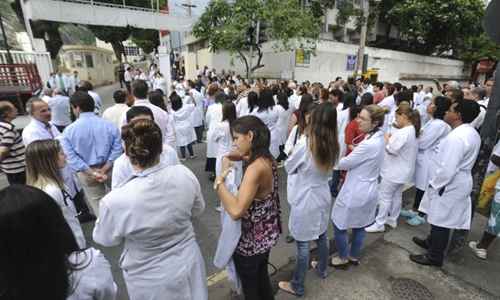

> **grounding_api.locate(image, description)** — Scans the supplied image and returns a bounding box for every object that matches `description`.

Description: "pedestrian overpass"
[20,0,207,94]
[22,0,199,31]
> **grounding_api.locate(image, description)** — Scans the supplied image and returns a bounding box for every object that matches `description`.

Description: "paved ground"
[5,83,500,299]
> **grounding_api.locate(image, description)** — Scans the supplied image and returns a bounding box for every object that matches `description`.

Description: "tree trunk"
[111,41,124,63]
[238,50,250,80]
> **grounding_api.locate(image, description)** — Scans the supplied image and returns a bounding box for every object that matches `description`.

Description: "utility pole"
[181,0,196,17]
[0,14,13,64]
[355,0,369,78]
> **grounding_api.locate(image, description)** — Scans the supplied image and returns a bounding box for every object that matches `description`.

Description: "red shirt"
[345,119,365,156]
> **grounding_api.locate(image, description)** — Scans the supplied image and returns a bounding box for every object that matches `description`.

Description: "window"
[295,48,311,67]
[85,54,94,68]
[73,52,83,68]
[124,46,140,57]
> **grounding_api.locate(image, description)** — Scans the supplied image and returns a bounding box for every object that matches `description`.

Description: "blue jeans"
[330,170,341,197]
[334,223,366,259]
[290,231,328,296]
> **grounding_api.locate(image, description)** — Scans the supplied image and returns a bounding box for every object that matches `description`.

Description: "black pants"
[233,251,274,300]
[119,75,126,88]
[6,171,26,185]
[194,125,204,143]
[125,81,131,93]
[180,144,194,158]
[426,225,450,265]
[413,188,426,216]
[449,195,476,252]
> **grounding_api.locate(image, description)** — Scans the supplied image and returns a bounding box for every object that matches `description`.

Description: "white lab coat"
[93,163,207,300]
[378,95,395,110]
[152,77,167,94]
[416,99,432,127]
[205,103,223,158]
[419,124,481,230]
[276,104,293,146]
[284,125,305,156]
[214,120,233,176]
[236,97,249,117]
[214,164,243,294]
[285,138,331,241]
[289,92,301,110]
[122,99,176,148]
[331,131,385,230]
[335,108,350,168]
[380,126,418,184]
[111,144,179,189]
[414,119,451,190]
[251,108,280,158]
[43,184,86,249]
[173,104,197,147]
[68,248,117,300]
[190,89,205,128]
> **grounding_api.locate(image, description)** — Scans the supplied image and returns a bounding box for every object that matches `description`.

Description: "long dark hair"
[231,116,273,164]
[308,103,339,172]
[343,92,356,111]
[297,94,315,135]
[247,91,259,113]
[256,88,275,112]
[149,90,167,112]
[277,92,289,110]
[0,185,82,300]
[222,102,237,127]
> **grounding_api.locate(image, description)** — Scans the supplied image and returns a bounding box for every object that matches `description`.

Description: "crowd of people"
[0,65,497,300]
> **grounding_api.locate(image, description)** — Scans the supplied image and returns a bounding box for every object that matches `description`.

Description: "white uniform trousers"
[374,178,405,226]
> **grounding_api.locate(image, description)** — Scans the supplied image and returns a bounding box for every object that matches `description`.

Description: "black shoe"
[409,254,442,267]
[208,173,216,182]
[78,212,97,223]
[412,237,429,250]
[285,235,295,243]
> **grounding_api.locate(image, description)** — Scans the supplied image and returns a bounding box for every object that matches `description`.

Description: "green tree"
[10,0,63,59]
[88,25,131,63]
[460,33,500,64]
[192,0,321,79]
[131,29,160,54]
[385,0,485,56]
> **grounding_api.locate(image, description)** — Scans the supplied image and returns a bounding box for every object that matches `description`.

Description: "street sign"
[346,55,357,71]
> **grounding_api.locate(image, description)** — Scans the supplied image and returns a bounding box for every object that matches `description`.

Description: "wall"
[186,40,467,87]
[60,46,116,86]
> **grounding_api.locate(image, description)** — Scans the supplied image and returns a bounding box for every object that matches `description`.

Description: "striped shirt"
[0,121,25,174]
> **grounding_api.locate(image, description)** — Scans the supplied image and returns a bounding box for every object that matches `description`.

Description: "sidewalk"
[208,192,500,300]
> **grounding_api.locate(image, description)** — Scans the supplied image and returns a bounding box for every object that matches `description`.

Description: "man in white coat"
[410,99,481,267]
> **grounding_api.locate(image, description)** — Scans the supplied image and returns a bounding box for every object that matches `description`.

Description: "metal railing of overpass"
[23,0,198,31]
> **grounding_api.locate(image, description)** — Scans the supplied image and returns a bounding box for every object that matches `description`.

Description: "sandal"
[278,281,299,296]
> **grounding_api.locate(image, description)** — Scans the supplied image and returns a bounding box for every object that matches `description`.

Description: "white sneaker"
[215,206,222,212]
[365,223,385,233]
[468,241,487,260]
[180,157,187,162]
[386,220,398,229]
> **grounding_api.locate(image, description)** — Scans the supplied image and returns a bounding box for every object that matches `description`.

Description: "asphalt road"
[73,83,295,300]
